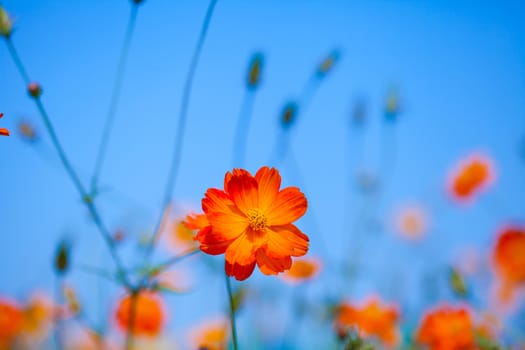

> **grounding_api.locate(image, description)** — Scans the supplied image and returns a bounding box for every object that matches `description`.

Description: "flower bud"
[246,53,263,89]
[28,82,42,98]
[280,101,298,129]
[54,240,71,275]
[317,49,340,78]
[0,6,13,38]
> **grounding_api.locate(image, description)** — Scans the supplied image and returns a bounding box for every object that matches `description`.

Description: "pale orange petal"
[267,187,307,226]
[227,173,259,214]
[225,261,256,281]
[225,233,257,266]
[255,166,281,212]
[256,249,292,275]
[203,189,248,240]
[265,224,309,258]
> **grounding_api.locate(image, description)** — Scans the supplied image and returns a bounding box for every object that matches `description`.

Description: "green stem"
[4,37,131,289]
[125,290,139,350]
[91,4,140,193]
[143,0,219,263]
[225,275,239,350]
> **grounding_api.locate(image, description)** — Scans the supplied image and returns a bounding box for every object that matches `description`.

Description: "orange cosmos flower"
[393,204,428,241]
[195,167,309,281]
[448,154,494,201]
[416,305,475,350]
[0,297,23,349]
[492,226,525,302]
[0,113,9,136]
[334,298,400,347]
[281,257,321,284]
[190,317,229,350]
[115,291,165,337]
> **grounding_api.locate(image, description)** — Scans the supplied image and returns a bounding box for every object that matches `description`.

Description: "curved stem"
[225,275,239,350]
[143,0,219,263]
[4,37,131,289]
[91,4,140,193]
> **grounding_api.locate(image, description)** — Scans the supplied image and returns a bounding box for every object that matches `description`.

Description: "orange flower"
[0,297,23,349]
[492,226,525,302]
[115,291,165,337]
[168,219,198,252]
[190,317,229,350]
[416,305,475,350]
[0,113,9,136]
[281,257,321,284]
[195,167,309,281]
[334,298,400,347]
[393,204,428,240]
[21,293,55,339]
[448,154,494,201]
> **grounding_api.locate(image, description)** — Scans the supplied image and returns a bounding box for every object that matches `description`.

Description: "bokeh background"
[1,0,525,349]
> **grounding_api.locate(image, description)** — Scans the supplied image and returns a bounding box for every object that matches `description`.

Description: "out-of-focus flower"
[334,298,400,348]
[0,113,9,137]
[280,101,299,129]
[167,218,199,253]
[0,297,23,349]
[115,291,165,337]
[393,204,428,241]
[0,6,13,38]
[21,293,55,340]
[492,226,525,303]
[246,53,263,89]
[17,120,38,142]
[195,167,309,281]
[416,305,475,350]
[28,82,42,98]
[190,317,229,350]
[281,257,321,285]
[317,49,340,78]
[448,154,494,202]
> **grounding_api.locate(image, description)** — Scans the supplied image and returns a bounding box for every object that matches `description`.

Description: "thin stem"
[91,4,140,193]
[232,89,256,168]
[4,37,131,289]
[53,275,63,350]
[125,291,139,350]
[225,275,239,350]
[151,248,200,274]
[143,0,219,263]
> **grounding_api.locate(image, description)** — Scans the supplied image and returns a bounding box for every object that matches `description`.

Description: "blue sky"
[1,0,525,347]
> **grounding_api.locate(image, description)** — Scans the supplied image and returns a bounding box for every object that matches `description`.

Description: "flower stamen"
[247,208,267,231]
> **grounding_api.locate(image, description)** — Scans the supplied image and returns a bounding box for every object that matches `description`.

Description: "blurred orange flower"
[394,204,428,240]
[21,293,55,339]
[190,317,229,350]
[196,167,309,281]
[168,219,198,252]
[281,257,321,284]
[448,154,494,201]
[493,226,525,302]
[334,298,400,347]
[0,113,9,136]
[416,305,475,350]
[0,297,23,349]
[115,291,165,337]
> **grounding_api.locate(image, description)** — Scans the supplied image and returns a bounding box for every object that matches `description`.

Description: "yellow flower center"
[247,208,267,231]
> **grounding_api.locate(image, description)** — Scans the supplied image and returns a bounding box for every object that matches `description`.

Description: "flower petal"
[266,187,307,226]
[228,173,259,214]
[203,188,248,240]
[255,167,281,212]
[224,168,252,194]
[265,224,309,258]
[225,233,257,266]
[225,261,256,281]
[256,249,292,275]
[195,227,234,255]
[0,128,9,136]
